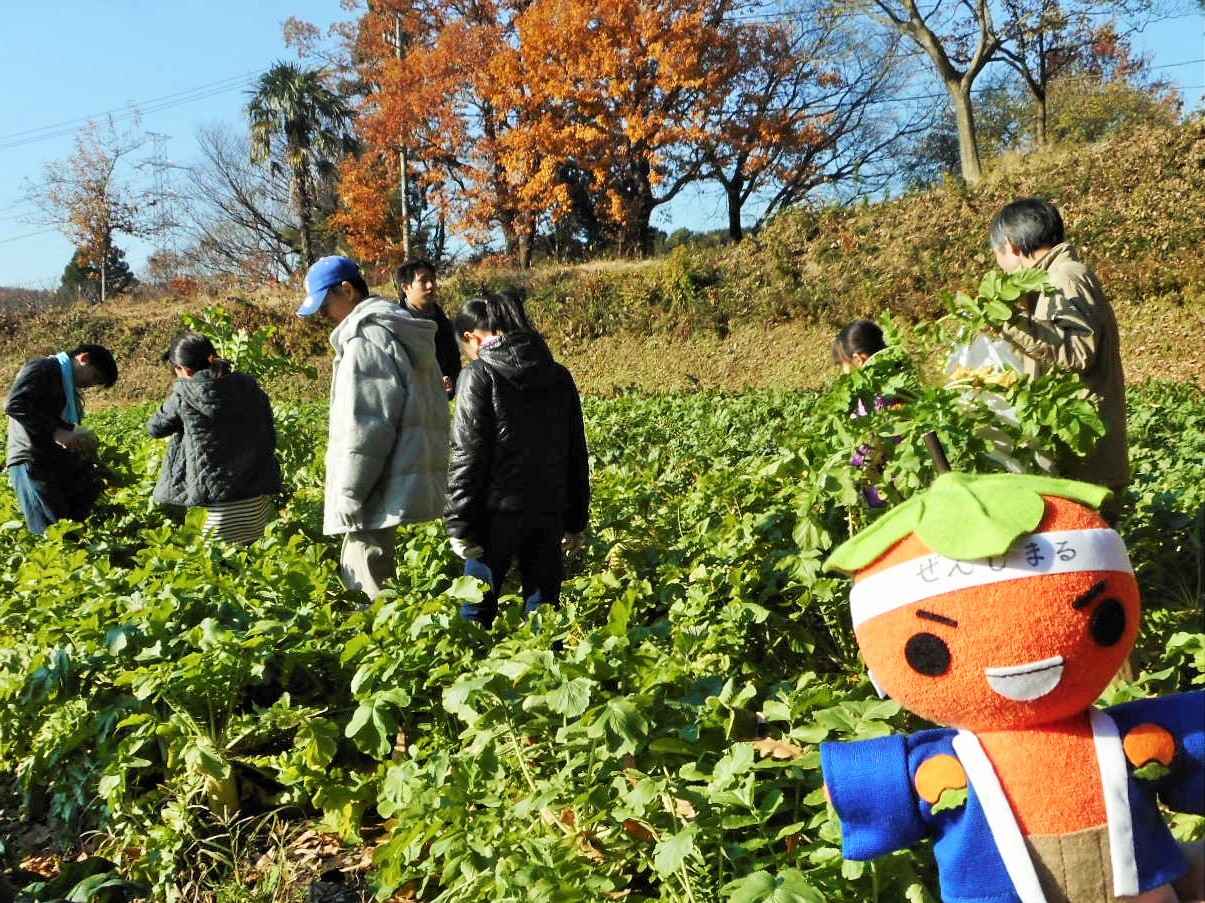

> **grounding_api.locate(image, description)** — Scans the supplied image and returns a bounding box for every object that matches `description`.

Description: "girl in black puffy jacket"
[148,333,282,543]
[444,291,590,628]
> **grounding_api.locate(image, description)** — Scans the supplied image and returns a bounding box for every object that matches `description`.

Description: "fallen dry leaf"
[751,737,806,760]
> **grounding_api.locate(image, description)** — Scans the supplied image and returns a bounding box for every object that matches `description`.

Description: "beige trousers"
[340,526,397,600]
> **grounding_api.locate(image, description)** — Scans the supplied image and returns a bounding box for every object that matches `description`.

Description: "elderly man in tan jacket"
[989,197,1129,524]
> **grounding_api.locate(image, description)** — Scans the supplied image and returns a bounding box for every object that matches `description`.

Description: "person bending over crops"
[148,332,282,543]
[5,343,117,534]
[833,319,899,510]
[831,318,887,373]
[445,290,590,628]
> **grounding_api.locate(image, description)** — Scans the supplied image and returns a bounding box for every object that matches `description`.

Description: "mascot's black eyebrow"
[1072,580,1109,610]
[916,610,958,627]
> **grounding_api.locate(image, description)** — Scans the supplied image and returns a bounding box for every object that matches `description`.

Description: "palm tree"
[246,62,358,267]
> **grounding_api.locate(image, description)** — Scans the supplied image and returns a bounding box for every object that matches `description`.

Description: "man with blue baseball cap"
[297,254,364,318]
[299,255,449,599]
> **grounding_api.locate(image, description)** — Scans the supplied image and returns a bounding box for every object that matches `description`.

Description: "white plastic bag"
[945,333,1025,380]
[945,334,1054,474]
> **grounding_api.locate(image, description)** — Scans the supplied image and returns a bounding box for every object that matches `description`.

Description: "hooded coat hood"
[330,297,439,373]
[476,331,559,388]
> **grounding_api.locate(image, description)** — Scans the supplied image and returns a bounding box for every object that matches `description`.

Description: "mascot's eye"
[1090,598,1126,647]
[905,632,951,676]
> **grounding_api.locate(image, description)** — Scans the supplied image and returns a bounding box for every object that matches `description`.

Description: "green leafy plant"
[180,307,317,383]
[0,321,1200,900]
[943,267,1054,331]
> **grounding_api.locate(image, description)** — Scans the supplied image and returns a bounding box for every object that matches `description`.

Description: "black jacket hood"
[476,332,556,390]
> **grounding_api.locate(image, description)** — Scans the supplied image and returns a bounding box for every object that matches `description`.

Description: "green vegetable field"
[1,305,1202,902]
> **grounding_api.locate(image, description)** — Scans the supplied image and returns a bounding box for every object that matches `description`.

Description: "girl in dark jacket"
[148,333,282,543]
[445,292,589,627]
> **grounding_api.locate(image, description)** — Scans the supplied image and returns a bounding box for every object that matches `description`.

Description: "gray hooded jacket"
[323,296,450,534]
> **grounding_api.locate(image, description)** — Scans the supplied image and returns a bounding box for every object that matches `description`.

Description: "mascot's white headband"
[849,528,1133,629]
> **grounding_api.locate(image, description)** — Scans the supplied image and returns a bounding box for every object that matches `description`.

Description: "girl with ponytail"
[148,332,282,543]
[445,291,590,628]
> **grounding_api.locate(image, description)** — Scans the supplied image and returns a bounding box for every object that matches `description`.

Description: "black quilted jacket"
[148,369,282,507]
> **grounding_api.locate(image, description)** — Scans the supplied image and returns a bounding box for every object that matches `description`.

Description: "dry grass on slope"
[1,123,1201,402]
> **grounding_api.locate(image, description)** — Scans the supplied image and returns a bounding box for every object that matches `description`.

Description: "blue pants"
[8,463,60,535]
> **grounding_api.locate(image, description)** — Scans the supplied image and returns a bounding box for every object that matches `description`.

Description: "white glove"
[450,536,485,559]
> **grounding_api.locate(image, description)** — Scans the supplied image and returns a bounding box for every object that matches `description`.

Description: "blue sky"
[1,1,1202,290]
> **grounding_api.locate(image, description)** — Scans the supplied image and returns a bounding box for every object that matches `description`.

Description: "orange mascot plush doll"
[820,472,1204,903]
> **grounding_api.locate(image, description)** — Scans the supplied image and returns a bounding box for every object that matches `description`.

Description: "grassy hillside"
[1,119,1202,403]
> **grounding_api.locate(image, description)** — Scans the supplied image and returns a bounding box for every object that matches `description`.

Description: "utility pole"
[100,234,107,304]
[385,11,412,259]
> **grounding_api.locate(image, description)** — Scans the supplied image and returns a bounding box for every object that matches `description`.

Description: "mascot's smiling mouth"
[984,655,1065,701]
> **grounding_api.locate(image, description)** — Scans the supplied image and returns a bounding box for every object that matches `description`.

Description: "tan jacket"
[1001,243,1129,490]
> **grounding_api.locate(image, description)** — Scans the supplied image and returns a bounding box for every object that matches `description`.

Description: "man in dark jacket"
[396,259,461,398]
[5,344,118,534]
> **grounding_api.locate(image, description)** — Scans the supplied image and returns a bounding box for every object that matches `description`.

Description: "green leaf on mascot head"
[1132,761,1172,782]
[824,472,1112,573]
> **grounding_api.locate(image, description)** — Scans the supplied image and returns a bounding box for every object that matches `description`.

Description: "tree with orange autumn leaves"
[333,0,535,266]
[496,0,740,259]
[328,0,872,267]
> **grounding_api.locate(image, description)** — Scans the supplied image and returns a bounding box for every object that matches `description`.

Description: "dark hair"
[395,259,436,291]
[346,273,370,300]
[67,343,118,387]
[989,198,1065,255]
[163,332,232,377]
[832,319,886,365]
[453,289,537,338]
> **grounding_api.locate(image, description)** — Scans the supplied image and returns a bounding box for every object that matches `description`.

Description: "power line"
[723,7,1205,24]
[0,70,263,144]
[1151,58,1205,70]
[0,207,38,224]
[0,229,58,247]
[0,69,269,153]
